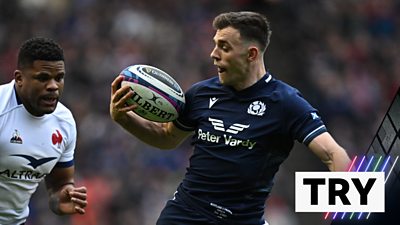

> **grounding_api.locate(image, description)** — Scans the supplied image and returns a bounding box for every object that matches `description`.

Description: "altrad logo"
[11,154,57,169]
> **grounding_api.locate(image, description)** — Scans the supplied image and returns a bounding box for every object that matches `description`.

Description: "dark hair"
[17,37,64,69]
[212,11,272,52]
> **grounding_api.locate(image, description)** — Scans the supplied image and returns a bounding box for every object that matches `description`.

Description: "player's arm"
[45,166,87,215]
[308,132,351,172]
[110,76,192,149]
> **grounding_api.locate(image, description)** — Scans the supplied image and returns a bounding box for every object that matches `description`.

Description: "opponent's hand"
[58,186,88,214]
[110,76,137,122]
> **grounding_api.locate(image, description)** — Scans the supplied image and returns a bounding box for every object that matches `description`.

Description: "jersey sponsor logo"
[0,169,47,180]
[52,129,63,147]
[0,155,57,180]
[247,101,266,116]
[197,117,256,149]
[209,97,218,108]
[208,117,249,134]
[10,129,23,144]
[11,154,57,169]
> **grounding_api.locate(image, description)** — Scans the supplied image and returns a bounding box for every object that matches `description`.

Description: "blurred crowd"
[0,0,399,225]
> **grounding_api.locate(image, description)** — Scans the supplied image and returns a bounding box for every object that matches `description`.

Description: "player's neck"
[255,64,267,80]
[231,65,266,91]
[246,62,266,88]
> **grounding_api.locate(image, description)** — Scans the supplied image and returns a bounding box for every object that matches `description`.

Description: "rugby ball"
[119,64,185,122]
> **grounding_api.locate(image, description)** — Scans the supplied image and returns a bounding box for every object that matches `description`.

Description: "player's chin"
[218,72,225,81]
[218,74,230,86]
[38,104,58,115]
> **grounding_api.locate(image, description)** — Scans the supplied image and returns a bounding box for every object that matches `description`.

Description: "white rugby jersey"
[0,80,76,225]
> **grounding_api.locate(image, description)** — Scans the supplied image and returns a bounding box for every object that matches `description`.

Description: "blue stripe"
[55,160,74,168]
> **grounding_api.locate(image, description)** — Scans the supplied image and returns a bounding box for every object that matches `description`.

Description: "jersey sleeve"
[284,89,327,146]
[55,109,77,168]
[173,83,201,131]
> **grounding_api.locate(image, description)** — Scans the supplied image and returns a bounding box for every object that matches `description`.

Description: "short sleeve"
[284,89,327,146]
[55,109,76,168]
[173,83,201,131]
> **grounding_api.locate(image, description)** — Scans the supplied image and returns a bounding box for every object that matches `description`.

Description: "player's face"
[210,26,250,89]
[14,60,65,116]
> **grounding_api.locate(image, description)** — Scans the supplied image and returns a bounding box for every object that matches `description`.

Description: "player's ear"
[247,46,259,62]
[14,70,23,86]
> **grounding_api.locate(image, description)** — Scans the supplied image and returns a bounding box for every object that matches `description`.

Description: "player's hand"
[110,76,137,122]
[58,186,88,214]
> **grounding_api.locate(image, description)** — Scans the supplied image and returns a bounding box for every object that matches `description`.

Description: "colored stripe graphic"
[328,155,398,220]
[324,156,358,220]
[365,155,398,220]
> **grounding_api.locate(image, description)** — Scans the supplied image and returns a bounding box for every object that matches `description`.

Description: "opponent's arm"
[110,76,192,149]
[45,166,87,215]
[308,132,351,171]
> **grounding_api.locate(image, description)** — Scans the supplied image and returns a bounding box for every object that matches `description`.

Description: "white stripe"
[385,155,399,183]
[265,74,272,83]
[366,156,398,219]
[302,125,326,143]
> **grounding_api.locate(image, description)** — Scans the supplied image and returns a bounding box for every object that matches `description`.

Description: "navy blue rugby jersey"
[173,73,326,222]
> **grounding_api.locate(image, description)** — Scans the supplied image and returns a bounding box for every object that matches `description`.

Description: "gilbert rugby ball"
[119,64,185,122]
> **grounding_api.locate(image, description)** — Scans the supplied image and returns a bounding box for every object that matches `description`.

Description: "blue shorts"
[156,189,269,225]
[157,198,217,225]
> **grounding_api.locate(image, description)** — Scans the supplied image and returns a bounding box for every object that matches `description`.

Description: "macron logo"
[208,117,249,134]
[209,97,218,108]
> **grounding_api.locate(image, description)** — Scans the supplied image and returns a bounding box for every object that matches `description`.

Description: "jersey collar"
[13,85,22,105]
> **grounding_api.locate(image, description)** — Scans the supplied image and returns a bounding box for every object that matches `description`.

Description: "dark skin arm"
[45,166,87,215]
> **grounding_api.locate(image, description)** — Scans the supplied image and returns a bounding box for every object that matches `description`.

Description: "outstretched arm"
[110,76,192,149]
[308,132,351,171]
[45,166,87,215]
